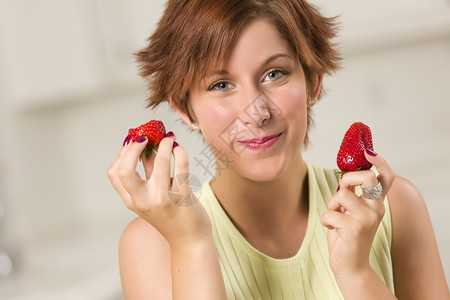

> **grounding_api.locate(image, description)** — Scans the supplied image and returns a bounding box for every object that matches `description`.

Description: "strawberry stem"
[143,147,154,160]
[337,170,348,178]
[337,167,364,178]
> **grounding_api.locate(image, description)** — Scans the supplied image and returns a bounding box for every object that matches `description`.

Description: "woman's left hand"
[320,150,396,279]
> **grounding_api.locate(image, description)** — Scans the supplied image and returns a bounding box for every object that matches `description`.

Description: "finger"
[107,139,135,205]
[340,169,379,190]
[142,150,156,180]
[340,170,384,208]
[109,175,133,208]
[117,135,149,191]
[122,134,133,148]
[328,188,366,213]
[364,150,395,198]
[109,135,134,171]
[172,144,189,183]
[171,144,194,206]
[107,167,132,204]
[142,132,175,181]
[320,210,350,230]
[152,136,176,191]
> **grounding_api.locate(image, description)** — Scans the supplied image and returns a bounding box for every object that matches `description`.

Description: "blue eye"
[263,69,288,82]
[208,81,231,91]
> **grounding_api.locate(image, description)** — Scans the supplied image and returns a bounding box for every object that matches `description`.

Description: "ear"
[169,97,199,130]
[308,74,324,107]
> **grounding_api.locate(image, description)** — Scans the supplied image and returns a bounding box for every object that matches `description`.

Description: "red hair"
[136,0,341,139]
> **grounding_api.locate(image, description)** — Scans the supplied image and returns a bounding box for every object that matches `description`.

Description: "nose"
[240,90,272,128]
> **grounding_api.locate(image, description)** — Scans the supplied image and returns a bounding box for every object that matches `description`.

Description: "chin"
[237,156,289,183]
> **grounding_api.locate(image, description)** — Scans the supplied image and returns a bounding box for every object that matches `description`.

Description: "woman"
[107,0,449,299]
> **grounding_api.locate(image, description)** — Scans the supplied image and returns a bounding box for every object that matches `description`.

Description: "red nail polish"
[365,148,377,156]
[336,185,340,192]
[123,135,132,146]
[173,141,179,148]
[165,131,174,138]
[136,135,147,143]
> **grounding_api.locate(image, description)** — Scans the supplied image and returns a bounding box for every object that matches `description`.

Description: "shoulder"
[386,176,427,223]
[119,216,171,259]
[119,217,172,299]
[119,217,171,255]
[386,176,431,237]
[387,175,429,247]
[387,176,424,207]
[386,176,449,299]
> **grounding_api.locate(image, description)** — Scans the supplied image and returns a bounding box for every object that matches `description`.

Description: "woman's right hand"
[107,133,212,248]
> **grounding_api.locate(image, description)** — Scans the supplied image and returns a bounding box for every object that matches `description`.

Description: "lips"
[239,133,282,144]
[237,132,283,151]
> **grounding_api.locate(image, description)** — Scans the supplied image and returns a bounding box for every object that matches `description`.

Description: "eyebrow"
[210,69,230,76]
[262,53,293,67]
[209,54,294,77]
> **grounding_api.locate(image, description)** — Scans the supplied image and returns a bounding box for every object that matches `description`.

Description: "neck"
[209,155,309,238]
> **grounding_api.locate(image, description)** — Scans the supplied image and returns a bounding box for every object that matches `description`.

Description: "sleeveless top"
[198,163,394,299]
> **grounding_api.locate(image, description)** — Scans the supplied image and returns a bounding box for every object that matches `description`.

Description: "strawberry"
[128,120,166,158]
[337,122,374,175]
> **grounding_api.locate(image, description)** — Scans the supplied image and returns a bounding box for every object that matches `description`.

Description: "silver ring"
[362,182,383,199]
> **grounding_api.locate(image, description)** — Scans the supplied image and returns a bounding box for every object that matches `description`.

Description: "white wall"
[0,1,449,299]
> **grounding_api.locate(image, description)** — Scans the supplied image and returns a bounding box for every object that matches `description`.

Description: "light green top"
[198,163,394,299]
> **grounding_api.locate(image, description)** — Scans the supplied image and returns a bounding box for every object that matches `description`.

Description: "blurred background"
[0,0,449,299]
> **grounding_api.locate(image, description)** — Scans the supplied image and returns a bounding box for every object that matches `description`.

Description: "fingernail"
[136,135,147,143]
[173,141,179,148]
[165,131,174,138]
[336,185,340,192]
[365,148,377,156]
[123,135,132,146]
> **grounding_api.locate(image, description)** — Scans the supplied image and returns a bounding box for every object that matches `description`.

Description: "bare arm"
[109,134,226,299]
[119,217,226,300]
[389,176,449,299]
[170,232,225,299]
[324,174,450,299]
[321,152,398,300]
[119,217,172,300]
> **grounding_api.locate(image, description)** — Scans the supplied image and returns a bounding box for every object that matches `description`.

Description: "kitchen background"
[0,0,449,299]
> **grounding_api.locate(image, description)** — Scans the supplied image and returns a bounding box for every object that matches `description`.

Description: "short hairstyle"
[136,0,341,142]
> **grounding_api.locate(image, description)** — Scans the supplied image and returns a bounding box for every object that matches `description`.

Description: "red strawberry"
[128,120,166,158]
[337,122,374,175]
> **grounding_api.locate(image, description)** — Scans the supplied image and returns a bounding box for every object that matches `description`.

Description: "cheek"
[273,84,308,119]
[193,101,237,141]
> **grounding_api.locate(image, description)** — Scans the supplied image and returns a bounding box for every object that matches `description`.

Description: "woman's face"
[188,19,317,182]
